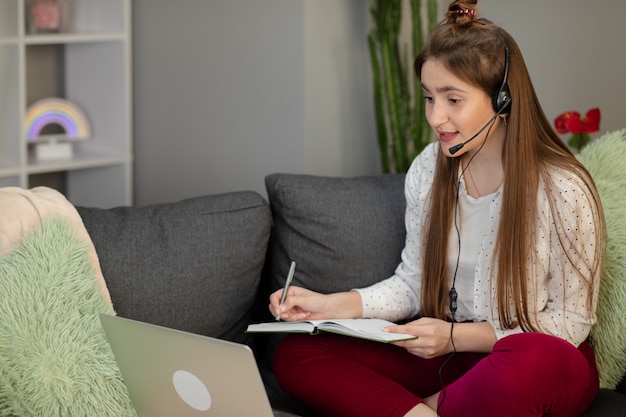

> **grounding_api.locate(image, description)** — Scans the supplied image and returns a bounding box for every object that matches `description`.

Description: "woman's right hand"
[269,286,362,322]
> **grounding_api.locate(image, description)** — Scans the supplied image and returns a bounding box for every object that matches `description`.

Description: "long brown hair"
[414,0,605,331]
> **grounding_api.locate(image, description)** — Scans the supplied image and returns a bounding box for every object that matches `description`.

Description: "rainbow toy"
[25,97,91,142]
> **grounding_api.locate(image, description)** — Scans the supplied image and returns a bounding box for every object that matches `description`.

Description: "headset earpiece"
[494,83,511,113]
[493,32,512,113]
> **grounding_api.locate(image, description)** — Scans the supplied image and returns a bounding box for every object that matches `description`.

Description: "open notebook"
[247,318,416,343]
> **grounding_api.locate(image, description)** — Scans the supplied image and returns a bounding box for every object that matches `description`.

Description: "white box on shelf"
[34,140,73,161]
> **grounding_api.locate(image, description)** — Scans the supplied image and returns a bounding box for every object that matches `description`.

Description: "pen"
[276,261,296,321]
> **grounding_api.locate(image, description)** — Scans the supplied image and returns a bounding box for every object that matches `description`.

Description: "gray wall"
[133,0,625,205]
[482,0,624,136]
[133,0,377,205]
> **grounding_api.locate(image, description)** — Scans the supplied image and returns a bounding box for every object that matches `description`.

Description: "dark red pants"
[274,332,598,417]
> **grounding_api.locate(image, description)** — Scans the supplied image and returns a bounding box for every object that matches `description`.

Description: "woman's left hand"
[385,317,454,359]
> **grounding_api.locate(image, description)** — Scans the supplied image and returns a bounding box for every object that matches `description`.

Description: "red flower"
[554,108,601,134]
[554,108,601,152]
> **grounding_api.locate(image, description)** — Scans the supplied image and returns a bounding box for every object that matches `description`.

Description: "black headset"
[492,31,512,114]
[448,32,513,155]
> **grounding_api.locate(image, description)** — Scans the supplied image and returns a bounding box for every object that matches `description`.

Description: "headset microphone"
[448,112,500,155]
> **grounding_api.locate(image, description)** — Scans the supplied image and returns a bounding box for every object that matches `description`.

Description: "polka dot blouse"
[355,142,601,347]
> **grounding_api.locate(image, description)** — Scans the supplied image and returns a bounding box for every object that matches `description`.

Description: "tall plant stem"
[369,0,437,173]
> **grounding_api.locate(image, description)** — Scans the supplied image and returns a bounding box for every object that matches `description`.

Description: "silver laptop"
[100,314,298,417]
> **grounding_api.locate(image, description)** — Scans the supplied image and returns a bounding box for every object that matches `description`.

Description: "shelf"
[0,0,133,208]
[25,32,127,45]
[26,150,130,174]
[1,32,127,45]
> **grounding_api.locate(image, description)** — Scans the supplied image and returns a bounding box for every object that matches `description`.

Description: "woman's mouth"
[438,131,459,143]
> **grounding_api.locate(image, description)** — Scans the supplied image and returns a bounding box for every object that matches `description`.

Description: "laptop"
[100,314,299,417]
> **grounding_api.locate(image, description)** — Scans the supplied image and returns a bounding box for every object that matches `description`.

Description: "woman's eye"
[448,98,460,104]
[423,95,434,103]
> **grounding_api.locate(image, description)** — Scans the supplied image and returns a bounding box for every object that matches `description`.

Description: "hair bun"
[446,0,478,28]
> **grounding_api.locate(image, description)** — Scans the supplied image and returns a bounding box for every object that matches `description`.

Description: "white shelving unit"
[0,0,132,208]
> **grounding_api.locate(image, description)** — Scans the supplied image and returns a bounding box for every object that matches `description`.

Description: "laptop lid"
[100,314,275,417]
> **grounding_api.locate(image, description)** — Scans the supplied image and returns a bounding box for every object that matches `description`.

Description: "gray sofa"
[76,173,626,416]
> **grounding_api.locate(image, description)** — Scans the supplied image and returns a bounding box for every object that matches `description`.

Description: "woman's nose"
[427,102,447,129]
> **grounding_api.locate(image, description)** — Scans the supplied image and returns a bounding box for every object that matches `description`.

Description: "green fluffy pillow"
[0,218,136,416]
[577,129,626,389]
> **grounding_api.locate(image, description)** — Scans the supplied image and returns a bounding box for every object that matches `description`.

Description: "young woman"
[268,1,606,416]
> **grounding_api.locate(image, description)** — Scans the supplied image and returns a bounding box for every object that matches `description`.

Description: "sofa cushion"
[264,173,406,296]
[0,218,135,416]
[259,173,406,414]
[77,191,272,344]
[578,389,626,417]
[576,129,626,390]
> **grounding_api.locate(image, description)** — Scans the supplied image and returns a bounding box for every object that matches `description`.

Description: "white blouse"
[356,142,601,347]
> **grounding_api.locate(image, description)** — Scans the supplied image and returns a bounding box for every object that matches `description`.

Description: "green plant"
[368,0,438,173]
